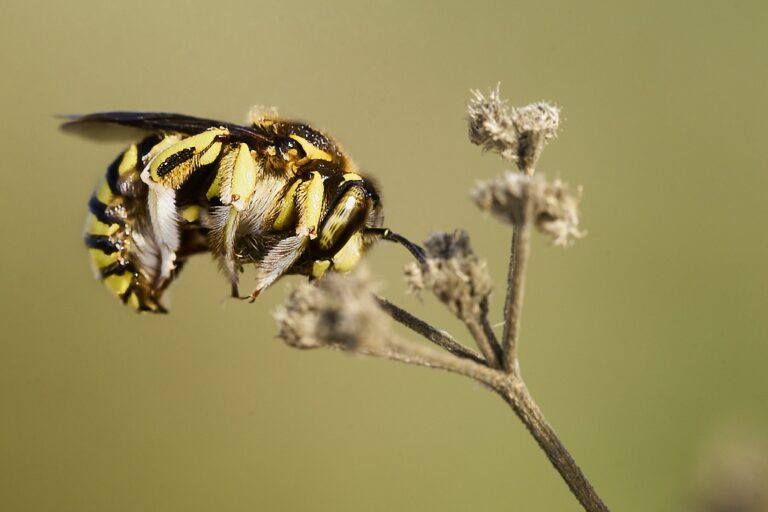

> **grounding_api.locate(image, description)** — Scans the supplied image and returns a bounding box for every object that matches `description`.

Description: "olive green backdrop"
[2,1,767,511]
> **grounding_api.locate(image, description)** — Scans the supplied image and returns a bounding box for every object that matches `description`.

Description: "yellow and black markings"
[149,128,228,189]
[84,140,167,312]
[67,110,404,313]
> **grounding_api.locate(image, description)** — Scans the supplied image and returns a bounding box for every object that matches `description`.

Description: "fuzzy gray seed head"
[405,231,492,322]
[467,85,560,173]
[472,172,585,246]
[275,269,390,350]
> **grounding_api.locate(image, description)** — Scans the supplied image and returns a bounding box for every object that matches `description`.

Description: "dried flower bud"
[423,230,474,260]
[472,172,585,246]
[467,87,519,162]
[534,177,585,246]
[405,231,492,321]
[471,171,529,225]
[274,269,390,350]
[467,85,560,173]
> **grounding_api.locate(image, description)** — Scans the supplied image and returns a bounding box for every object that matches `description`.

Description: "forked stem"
[338,308,610,512]
[375,295,486,365]
[465,318,503,368]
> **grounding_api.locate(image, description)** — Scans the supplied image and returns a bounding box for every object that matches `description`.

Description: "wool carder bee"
[63,110,424,313]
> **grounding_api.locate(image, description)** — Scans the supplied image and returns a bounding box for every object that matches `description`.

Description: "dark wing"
[61,111,272,147]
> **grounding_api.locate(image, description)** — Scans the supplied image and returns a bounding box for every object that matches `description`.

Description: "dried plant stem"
[340,321,610,512]
[376,333,609,512]
[341,333,506,387]
[375,295,486,365]
[501,195,533,374]
[465,319,502,368]
[496,378,609,512]
[277,89,608,511]
[478,297,504,367]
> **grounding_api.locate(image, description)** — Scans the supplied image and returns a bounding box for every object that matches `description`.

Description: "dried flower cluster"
[404,231,492,322]
[467,85,560,173]
[273,86,608,512]
[274,270,390,350]
[534,177,585,246]
[472,172,585,246]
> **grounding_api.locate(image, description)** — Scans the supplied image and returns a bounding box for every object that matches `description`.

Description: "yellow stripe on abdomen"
[85,213,119,237]
[85,140,165,313]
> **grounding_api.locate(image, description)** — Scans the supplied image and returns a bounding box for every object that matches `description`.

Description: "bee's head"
[307,172,383,277]
[274,122,343,165]
[267,121,419,277]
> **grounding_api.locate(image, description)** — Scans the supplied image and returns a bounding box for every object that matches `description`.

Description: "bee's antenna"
[367,228,427,264]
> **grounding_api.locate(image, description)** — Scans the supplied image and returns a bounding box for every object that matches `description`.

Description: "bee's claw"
[234,289,261,303]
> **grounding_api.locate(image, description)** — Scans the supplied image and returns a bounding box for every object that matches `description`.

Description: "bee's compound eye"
[277,137,305,160]
[314,183,371,257]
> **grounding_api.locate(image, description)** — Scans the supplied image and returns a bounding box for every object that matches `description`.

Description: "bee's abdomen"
[84,140,166,313]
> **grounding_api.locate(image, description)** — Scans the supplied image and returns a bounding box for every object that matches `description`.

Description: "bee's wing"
[61,111,272,147]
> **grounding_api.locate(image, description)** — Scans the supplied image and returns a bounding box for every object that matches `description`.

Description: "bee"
[63,109,424,313]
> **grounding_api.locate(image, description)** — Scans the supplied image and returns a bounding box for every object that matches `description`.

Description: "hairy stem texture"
[375,295,486,365]
[501,199,533,374]
[497,379,609,512]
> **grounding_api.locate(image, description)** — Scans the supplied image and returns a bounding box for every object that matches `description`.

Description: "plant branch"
[278,276,610,512]
[375,295,486,365]
[479,296,503,365]
[495,377,609,512]
[336,324,610,512]
[336,333,506,387]
[277,88,607,512]
[465,317,502,368]
[501,194,533,374]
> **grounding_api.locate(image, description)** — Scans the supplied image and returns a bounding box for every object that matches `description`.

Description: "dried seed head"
[467,85,560,173]
[535,177,585,246]
[274,269,390,350]
[472,172,585,246]
[467,86,519,162]
[405,231,492,321]
[471,171,529,225]
[423,230,474,260]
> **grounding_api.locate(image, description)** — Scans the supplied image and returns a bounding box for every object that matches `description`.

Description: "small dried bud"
[405,231,492,321]
[534,177,585,246]
[467,85,560,173]
[423,230,474,260]
[471,171,529,225]
[513,102,561,173]
[467,86,519,161]
[274,269,390,350]
[472,172,585,246]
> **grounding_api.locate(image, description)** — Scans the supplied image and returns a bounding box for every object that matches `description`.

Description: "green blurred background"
[2,1,767,510]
